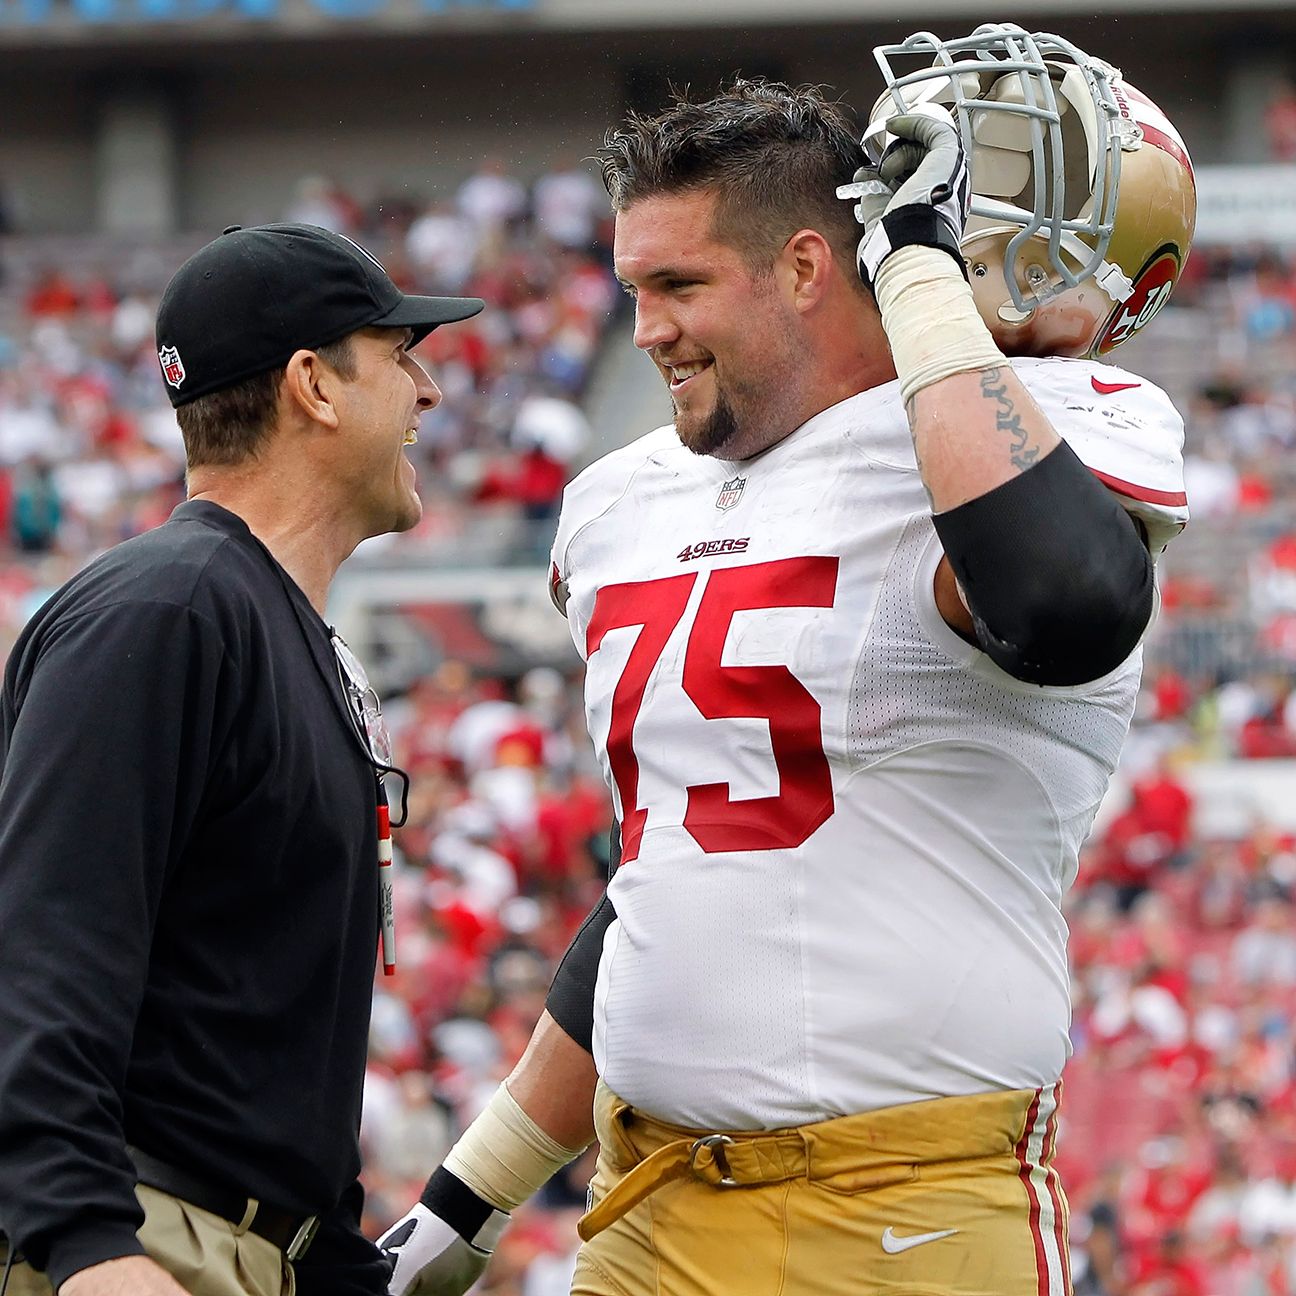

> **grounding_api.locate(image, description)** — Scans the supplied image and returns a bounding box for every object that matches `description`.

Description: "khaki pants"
[1,1185,293,1296]
[572,1080,1071,1296]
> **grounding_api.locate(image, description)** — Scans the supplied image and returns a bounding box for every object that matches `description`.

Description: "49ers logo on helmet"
[1096,249,1181,356]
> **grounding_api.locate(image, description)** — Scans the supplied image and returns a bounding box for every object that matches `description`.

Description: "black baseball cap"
[155,222,485,407]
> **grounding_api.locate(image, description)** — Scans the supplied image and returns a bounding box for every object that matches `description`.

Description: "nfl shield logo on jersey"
[716,476,746,512]
[158,345,186,389]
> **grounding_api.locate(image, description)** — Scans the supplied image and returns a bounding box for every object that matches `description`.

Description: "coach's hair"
[600,78,867,289]
[176,336,357,467]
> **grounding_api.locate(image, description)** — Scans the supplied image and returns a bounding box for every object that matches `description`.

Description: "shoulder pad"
[1012,356,1188,555]
[548,424,680,612]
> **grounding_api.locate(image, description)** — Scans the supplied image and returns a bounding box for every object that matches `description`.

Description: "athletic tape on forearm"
[874,245,1005,405]
[442,1082,587,1214]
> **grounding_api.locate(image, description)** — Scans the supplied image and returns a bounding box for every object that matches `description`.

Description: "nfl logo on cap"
[716,476,746,512]
[159,345,186,389]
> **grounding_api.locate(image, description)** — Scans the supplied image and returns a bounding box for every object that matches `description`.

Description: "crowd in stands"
[1064,776,1296,1296]
[8,177,1296,1291]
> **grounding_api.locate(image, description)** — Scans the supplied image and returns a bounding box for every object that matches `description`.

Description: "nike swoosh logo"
[1091,376,1142,395]
[881,1226,959,1254]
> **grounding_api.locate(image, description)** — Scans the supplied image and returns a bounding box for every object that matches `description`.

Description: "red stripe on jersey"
[1016,1089,1052,1296]
[1090,469,1188,509]
[1040,1090,1072,1294]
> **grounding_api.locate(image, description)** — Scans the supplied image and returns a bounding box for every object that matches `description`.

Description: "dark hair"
[177,336,356,468]
[600,77,866,287]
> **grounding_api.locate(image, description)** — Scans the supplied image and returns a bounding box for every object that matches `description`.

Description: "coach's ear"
[779,229,834,315]
[282,348,342,431]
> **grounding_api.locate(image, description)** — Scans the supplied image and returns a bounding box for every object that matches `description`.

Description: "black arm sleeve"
[545,822,619,1054]
[931,440,1155,687]
[0,602,224,1286]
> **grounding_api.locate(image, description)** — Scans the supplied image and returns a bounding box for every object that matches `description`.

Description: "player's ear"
[780,229,833,314]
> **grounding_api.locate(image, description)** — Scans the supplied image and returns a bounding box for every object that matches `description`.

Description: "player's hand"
[378,1202,500,1296]
[59,1255,190,1296]
[837,104,971,292]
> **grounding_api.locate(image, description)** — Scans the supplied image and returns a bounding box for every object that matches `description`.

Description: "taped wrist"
[932,442,1155,686]
[874,245,1004,405]
[418,1167,510,1253]
[442,1081,586,1214]
[857,201,965,294]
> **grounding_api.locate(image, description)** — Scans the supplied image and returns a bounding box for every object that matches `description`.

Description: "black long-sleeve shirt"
[0,500,388,1293]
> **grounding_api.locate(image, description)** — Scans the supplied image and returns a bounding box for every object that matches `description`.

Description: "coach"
[0,224,481,1296]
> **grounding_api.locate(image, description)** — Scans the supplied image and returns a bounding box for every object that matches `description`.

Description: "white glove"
[838,102,1002,403]
[837,103,971,292]
[378,1201,505,1296]
[377,1084,583,1295]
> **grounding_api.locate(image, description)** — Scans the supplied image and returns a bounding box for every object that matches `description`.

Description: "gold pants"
[572,1080,1071,1296]
[1,1185,294,1296]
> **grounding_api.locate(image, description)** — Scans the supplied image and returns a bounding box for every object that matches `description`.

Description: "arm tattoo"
[979,367,1040,473]
[904,396,937,507]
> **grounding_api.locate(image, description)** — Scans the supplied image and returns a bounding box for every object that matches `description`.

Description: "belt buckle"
[286,1214,320,1262]
[691,1134,738,1187]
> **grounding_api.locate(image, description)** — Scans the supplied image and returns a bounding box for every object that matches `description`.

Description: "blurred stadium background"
[4,0,1296,1291]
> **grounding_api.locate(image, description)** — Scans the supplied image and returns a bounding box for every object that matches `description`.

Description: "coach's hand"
[379,1195,504,1296]
[837,104,971,293]
[59,1255,191,1296]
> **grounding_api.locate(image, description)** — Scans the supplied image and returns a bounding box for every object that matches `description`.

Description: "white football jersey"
[550,356,1187,1130]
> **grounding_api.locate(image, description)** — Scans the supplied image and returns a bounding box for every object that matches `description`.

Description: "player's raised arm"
[846,108,1154,686]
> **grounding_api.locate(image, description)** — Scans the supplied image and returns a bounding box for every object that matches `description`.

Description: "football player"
[378,24,1195,1296]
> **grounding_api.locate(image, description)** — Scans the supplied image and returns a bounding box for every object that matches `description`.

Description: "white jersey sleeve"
[548,424,680,625]
[1012,355,1188,556]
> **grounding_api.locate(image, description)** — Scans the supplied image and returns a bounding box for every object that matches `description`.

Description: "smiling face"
[334,326,441,537]
[613,188,813,461]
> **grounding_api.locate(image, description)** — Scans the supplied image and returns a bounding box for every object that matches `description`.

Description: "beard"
[674,387,741,458]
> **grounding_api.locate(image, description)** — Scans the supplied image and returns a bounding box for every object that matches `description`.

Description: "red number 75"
[586,556,839,863]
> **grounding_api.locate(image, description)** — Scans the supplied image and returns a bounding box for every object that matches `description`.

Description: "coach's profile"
[0,223,482,1296]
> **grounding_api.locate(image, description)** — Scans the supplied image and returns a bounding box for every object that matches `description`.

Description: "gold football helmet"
[864,24,1196,358]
